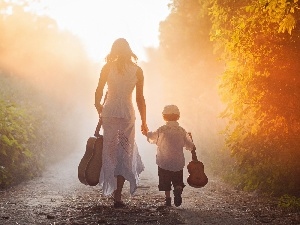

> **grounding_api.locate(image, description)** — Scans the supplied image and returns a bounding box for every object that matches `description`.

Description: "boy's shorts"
[158,167,185,191]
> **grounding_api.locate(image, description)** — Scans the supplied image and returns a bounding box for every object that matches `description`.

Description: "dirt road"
[0,151,299,225]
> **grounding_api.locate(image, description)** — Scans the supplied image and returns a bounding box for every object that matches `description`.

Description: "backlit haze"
[39,0,171,62]
[34,0,171,174]
[1,0,224,177]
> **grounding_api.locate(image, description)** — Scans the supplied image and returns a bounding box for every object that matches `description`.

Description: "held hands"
[141,123,149,136]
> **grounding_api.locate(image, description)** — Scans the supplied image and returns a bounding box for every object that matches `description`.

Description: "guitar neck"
[191,150,198,161]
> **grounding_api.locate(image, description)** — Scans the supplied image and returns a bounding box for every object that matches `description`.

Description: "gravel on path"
[0,151,299,225]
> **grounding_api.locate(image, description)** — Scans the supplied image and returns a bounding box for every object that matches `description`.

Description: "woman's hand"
[141,123,148,136]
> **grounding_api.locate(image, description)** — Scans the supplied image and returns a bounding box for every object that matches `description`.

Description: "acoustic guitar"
[187,133,208,188]
[78,119,103,186]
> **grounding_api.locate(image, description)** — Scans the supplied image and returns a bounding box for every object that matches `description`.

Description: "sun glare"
[39,0,170,62]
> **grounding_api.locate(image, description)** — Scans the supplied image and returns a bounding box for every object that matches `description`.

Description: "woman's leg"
[114,118,144,195]
[114,175,125,202]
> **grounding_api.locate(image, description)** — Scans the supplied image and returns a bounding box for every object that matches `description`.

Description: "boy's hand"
[191,149,198,161]
[141,123,148,136]
[188,132,197,160]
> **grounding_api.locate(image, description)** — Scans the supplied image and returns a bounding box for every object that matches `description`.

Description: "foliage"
[279,194,300,209]
[0,71,82,189]
[0,0,90,188]
[159,0,214,67]
[158,0,300,196]
[209,0,300,196]
[0,75,43,187]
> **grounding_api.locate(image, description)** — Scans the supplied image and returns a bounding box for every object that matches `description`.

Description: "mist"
[0,6,103,166]
[0,3,226,179]
[139,45,226,175]
[0,5,162,176]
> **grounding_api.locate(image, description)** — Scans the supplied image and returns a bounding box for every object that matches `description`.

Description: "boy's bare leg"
[174,185,183,207]
[165,191,171,206]
[165,191,170,198]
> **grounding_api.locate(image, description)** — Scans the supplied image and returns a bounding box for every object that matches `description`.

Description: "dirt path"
[0,151,299,225]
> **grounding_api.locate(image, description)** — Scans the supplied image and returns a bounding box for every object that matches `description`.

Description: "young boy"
[145,105,196,207]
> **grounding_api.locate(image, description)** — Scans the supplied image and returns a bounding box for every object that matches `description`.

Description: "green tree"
[210,0,300,195]
[157,0,300,196]
[159,0,214,67]
[0,0,92,188]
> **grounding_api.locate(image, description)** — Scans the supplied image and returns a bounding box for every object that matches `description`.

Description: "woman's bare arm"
[95,64,109,115]
[136,67,148,134]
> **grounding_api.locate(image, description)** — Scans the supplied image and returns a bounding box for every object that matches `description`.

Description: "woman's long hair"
[106,38,138,72]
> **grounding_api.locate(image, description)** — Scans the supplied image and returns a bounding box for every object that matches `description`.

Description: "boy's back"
[147,121,194,171]
[145,104,196,207]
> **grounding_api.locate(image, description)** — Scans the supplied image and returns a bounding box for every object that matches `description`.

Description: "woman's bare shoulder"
[135,65,143,80]
[102,62,113,71]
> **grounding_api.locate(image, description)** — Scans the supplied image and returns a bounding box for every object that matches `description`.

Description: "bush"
[0,74,77,188]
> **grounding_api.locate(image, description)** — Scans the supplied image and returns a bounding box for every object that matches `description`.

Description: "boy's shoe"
[173,186,183,207]
[165,197,171,206]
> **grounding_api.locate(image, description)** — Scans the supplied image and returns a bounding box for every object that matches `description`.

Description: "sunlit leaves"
[279,194,300,208]
[258,0,298,34]
[209,0,300,195]
[0,0,92,189]
[278,14,296,34]
[0,97,35,188]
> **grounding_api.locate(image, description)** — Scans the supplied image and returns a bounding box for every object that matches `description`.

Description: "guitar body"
[187,160,208,188]
[78,135,103,186]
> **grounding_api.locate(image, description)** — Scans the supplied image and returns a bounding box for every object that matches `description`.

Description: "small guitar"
[186,133,208,188]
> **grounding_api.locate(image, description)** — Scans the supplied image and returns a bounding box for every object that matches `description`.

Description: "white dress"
[99,63,144,196]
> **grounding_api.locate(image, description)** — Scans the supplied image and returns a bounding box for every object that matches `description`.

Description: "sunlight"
[39,0,170,62]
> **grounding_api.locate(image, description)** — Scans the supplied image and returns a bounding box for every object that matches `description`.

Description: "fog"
[0,7,226,177]
[0,7,101,165]
[139,47,226,175]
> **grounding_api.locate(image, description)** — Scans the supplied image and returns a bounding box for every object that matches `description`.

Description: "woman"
[94,38,148,208]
